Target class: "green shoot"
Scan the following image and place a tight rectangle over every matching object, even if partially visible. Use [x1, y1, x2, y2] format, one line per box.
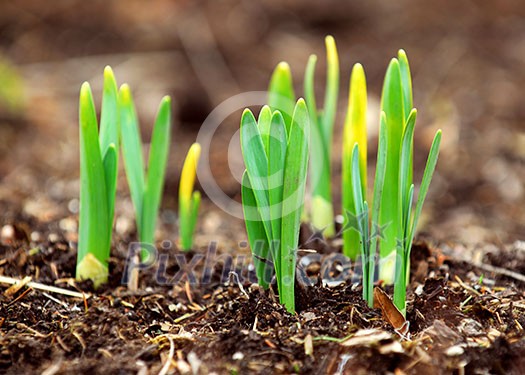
[378, 50, 414, 284]
[304, 35, 339, 237]
[179, 143, 201, 251]
[76, 66, 118, 288]
[343, 50, 442, 314]
[119, 85, 172, 259]
[342, 63, 367, 260]
[241, 100, 310, 313]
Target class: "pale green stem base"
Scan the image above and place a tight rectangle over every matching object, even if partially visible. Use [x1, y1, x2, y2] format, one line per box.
[76, 253, 108, 289]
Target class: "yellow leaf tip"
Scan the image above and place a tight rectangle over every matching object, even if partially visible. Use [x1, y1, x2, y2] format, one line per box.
[104, 65, 114, 77]
[276, 61, 291, 73]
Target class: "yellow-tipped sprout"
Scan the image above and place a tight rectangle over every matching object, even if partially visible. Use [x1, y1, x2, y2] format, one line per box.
[179, 143, 201, 251]
[304, 35, 339, 237]
[342, 63, 368, 260]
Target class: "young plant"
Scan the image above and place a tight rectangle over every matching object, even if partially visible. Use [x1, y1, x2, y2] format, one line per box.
[119, 85, 171, 259]
[378, 50, 415, 284]
[179, 143, 201, 251]
[76, 66, 118, 287]
[345, 51, 442, 314]
[342, 63, 368, 260]
[241, 99, 310, 313]
[304, 35, 339, 237]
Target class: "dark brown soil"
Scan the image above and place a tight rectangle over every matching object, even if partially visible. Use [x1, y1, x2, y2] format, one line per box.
[1, 0, 525, 374]
[1, 230, 524, 374]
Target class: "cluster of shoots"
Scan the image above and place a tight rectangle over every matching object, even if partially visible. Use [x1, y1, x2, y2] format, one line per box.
[241, 101, 309, 313]
[76, 67, 201, 287]
[242, 38, 442, 315]
[343, 51, 442, 314]
[76, 40, 440, 317]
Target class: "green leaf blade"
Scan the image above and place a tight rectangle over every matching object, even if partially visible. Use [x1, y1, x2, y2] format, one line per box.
[142, 96, 172, 248]
[240, 109, 273, 247]
[280, 99, 310, 313]
[242, 171, 273, 289]
[268, 111, 287, 277]
[119, 84, 146, 235]
[379, 58, 405, 283]
[99, 66, 119, 155]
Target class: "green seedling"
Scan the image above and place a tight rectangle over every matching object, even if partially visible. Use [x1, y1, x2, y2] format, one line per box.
[76, 66, 118, 288]
[179, 143, 201, 251]
[241, 100, 310, 313]
[120, 85, 171, 259]
[345, 51, 442, 314]
[378, 50, 415, 283]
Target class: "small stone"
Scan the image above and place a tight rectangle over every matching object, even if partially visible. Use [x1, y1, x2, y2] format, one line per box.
[48, 233, 59, 243]
[68, 199, 79, 214]
[445, 345, 464, 356]
[115, 216, 134, 235]
[59, 218, 77, 232]
[302, 312, 316, 321]
[232, 352, 244, 360]
[31, 231, 42, 242]
[1, 225, 15, 242]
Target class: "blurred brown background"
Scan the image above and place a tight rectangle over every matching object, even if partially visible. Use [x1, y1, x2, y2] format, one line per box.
[0, 0, 524, 246]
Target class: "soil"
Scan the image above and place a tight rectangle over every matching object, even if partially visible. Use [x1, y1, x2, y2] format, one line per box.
[1, 1, 525, 374]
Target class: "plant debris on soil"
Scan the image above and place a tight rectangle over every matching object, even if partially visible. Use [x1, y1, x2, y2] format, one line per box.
[1, 227, 524, 374]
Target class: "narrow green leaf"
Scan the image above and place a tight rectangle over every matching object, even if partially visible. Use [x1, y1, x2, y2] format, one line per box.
[379, 58, 405, 283]
[350, 144, 372, 304]
[242, 171, 272, 289]
[368, 112, 388, 305]
[119, 84, 145, 234]
[399, 109, 417, 229]
[99, 66, 119, 155]
[99, 67, 118, 252]
[268, 111, 287, 279]
[268, 62, 296, 132]
[280, 99, 310, 313]
[258, 105, 273, 155]
[304, 54, 318, 131]
[142, 96, 172, 249]
[102, 143, 117, 238]
[320, 35, 339, 145]
[240, 109, 273, 245]
[407, 130, 442, 253]
[304, 37, 339, 238]
[398, 50, 414, 187]
[397, 50, 413, 122]
[189, 191, 201, 242]
[77, 82, 109, 285]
